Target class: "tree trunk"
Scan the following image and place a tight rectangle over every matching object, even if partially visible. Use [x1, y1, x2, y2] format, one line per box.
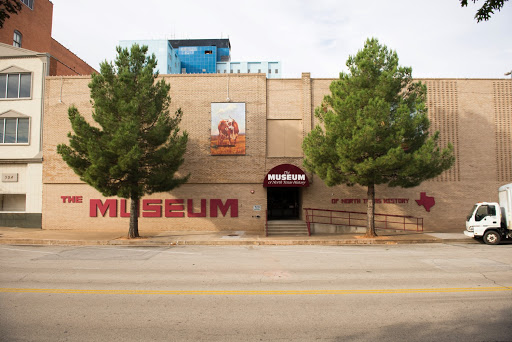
[366, 184, 377, 238]
[128, 196, 139, 238]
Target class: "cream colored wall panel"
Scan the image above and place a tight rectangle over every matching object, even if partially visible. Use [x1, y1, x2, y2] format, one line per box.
[267, 79, 302, 119]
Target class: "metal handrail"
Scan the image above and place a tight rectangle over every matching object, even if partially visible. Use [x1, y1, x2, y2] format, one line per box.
[265, 210, 268, 237]
[304, 208, 423, 232]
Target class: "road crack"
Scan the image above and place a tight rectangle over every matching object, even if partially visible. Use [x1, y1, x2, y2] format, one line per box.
[480, 272, 512, 289]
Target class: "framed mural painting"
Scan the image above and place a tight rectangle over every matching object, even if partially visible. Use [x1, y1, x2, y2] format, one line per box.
[210, 102, 246, 155]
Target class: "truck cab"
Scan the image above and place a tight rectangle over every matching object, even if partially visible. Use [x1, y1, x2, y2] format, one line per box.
[465, 184, 512, 245]
[465, 202, 501, 243]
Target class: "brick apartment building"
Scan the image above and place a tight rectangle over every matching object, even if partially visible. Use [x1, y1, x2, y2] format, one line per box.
[0, 0, 96, 76]
[42, 73, 512, 233]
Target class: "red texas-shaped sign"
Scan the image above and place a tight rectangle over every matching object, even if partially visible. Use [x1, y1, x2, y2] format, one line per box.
[415, 192, 435, 212]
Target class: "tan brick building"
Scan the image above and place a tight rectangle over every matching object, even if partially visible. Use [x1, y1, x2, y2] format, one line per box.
[42, 73, 512, 233]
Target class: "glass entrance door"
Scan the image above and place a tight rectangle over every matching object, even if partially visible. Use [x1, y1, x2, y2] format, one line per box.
[267, 187, 300, 220]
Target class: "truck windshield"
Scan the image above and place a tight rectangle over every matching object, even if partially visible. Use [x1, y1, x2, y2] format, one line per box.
[467, 205, 477, 221]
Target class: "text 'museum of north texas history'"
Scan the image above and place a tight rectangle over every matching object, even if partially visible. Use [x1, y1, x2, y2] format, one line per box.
[42, 73, 512, 232]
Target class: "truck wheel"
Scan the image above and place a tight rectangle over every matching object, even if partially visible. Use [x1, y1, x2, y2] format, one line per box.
[483, 230, 501, 245]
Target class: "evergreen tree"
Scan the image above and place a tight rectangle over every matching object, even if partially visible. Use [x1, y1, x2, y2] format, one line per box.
[0, 0, 22, 29]
[58, 44, 189, 238]
[302, 38, 454, 237]
[460, 0, 508, 22]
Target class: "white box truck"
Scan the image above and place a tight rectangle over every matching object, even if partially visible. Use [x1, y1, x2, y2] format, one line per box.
[464, 183, 512, 244]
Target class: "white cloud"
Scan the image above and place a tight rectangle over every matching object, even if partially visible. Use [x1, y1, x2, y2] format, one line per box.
[50, 0, 511, 79]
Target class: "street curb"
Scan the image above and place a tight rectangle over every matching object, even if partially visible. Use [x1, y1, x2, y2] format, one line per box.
[0, 239, 112, 246]
[0, 236, 477, 246]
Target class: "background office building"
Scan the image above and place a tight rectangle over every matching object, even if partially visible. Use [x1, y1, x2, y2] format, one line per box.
[118, 40, 181, 75]
[119, 38, 281, 78]
[170, 38, 231, 74]
[216, 61, 281, 78]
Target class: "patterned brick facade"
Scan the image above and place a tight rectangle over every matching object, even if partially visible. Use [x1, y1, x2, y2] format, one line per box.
[43, 74, 512, 232]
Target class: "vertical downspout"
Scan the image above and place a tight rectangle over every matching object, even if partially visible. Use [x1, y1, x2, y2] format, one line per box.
[39, 56, 49, 155]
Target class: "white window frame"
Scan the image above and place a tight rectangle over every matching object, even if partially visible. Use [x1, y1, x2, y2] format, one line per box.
[0, 117, 31, 144]
[0, 73, 32, 99]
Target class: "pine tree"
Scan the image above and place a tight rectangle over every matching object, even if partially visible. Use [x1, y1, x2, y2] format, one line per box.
[302, 38, 454, 237]
[460, 0, 508, 22]
[58, 44, 189, 238]
[0, 0, 22, 29]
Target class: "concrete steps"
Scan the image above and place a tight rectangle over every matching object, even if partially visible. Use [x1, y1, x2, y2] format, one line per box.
[266, 220, 309, 236]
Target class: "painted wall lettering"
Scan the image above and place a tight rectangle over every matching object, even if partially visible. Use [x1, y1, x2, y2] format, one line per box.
[143, 199, 162, 218]
[88, 198, 238, 218]
[187, 199, 207, 217]
[331, 198, 410, 205]
[90, 199, 117, 217]
[210, 199, 238, 217]
[165, 199, 185, 218]
[119, 199, 132, 218]
[61, 196, 83, 203]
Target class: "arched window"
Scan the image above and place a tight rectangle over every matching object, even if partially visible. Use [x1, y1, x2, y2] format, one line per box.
[13, 31, 22, 48]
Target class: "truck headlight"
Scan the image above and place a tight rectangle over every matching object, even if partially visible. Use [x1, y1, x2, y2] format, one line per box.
[467, 226, 474, 232]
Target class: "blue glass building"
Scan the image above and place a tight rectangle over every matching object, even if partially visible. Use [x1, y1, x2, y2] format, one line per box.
[118, 39, 181, 74]
[169, 39, 230, 74]
[118, 38, 281, 77]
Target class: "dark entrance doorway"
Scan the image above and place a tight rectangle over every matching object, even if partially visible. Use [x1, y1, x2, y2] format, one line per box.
[267, 187, 300, 220]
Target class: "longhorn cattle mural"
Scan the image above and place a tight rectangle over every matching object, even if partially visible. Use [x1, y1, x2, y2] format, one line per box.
[217, 118, 239, 146]
[211, 103, 246, 155]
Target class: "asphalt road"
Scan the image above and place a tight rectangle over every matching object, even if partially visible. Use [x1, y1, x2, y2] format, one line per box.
[1, 243, 511, 341]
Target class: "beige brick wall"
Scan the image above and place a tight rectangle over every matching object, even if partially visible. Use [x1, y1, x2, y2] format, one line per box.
[43, 183, 266, 232]
[304, 78, 510, 231]
[43, 74, 512, 232]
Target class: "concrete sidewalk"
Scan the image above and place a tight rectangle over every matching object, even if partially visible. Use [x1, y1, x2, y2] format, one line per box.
[0, 227, 475, 246]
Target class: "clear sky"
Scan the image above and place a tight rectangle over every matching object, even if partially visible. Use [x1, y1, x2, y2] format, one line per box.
[50, 0, 511, 79]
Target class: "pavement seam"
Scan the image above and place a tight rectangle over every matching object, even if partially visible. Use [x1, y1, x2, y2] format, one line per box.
[0, 237, 475, 247]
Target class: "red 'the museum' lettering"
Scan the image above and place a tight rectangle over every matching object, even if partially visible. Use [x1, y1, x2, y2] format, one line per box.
[89, 199, 238, 218]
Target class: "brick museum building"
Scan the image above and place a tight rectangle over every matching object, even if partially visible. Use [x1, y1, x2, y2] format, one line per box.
[42, 73, 511, 233]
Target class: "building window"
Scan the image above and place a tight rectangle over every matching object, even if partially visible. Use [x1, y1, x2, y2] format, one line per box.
[275, 69, 278, 74]
[0, 73, 31, 98]
[205, 50, 213, 55]
[0, 117, 30, 144]
[258, 69, 261, 73]
[248, 69, 251, 73]
[20, 0, 33, 10]
[13, 31, 22, 47]
[268, 69, 272, 74]
[0, 194, 26, 211]
[237, 69, 240, 73]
